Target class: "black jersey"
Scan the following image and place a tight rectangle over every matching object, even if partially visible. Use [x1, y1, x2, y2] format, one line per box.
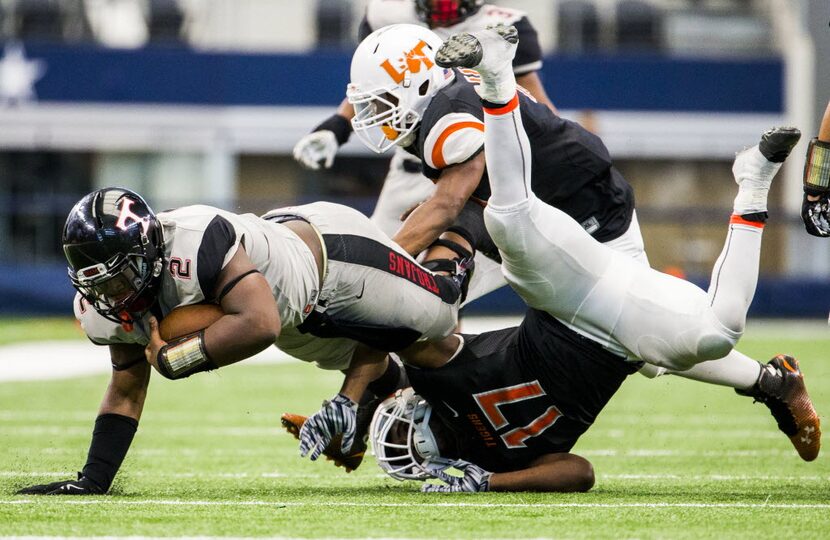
[405, 309, 640, 473]
[403, 74, 635, 242]
[359, 1, 543, 76]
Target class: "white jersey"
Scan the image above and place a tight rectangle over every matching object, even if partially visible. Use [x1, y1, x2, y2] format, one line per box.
[76, 202, 461, 370]
[362, 1, 543, 75]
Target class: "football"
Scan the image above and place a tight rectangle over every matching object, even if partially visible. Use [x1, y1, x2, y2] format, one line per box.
[159, 303, 224, 342]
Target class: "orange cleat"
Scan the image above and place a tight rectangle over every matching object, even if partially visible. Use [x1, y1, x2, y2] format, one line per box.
[737, 355, 821, 461]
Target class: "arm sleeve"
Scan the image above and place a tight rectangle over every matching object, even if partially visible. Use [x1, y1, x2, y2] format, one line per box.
[512, 16, 543, 75]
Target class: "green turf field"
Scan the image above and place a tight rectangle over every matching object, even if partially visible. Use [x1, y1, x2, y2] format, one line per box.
[1, 318, 828, 539]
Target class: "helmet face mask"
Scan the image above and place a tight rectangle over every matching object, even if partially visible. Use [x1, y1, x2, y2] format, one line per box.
[63, 188, 164, 324]
[415, 0, 484, 28]
[370, 387, 449, 481]
[348, 24, 454, 154]
[348, 87, 422, 153]
[69, 251, 162, 324]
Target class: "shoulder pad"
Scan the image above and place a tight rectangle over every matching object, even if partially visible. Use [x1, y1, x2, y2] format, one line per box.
[74, 293, 150, 346]
[423, 112, 484, 170]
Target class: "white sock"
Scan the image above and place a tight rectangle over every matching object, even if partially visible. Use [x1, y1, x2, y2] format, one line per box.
[482, 99, 532, 208]
[707, 221, 763, 336]
[732, 146, 782, 215]
[665, 349, 762, 389]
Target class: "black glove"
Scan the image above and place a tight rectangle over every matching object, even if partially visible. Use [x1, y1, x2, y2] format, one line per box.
[801, 192, 830, 237]
[16, 472, 104, 495]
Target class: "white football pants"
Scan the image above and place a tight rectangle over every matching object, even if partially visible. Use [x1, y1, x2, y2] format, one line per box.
[481, 99, 764, 372]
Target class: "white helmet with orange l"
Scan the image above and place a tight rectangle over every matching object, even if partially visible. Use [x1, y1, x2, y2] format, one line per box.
[348, 24, 454, 153]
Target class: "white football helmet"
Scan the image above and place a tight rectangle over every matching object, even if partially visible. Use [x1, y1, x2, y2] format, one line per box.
[370, 387, 448, 480]
[348, 24, 455, 153]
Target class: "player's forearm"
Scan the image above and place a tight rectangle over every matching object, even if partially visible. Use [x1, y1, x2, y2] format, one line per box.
[339, 347, 389, 402]
[393, 198, 463, 256]
[336, 97, 356, 122]
[819, 101, 830, 142]
[98, 362, 150, 420]
[83, 367, 149, 492]
[805, 101, 830, 202]
[203, 312, 279, 367]
[488, 454, 595, 492]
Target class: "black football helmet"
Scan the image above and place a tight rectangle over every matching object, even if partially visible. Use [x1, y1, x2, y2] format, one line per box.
[414, 0, 484, 27]
[62, 188, 165, 324]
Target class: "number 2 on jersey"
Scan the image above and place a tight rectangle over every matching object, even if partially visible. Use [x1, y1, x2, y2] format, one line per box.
[472, 380, 561, 448]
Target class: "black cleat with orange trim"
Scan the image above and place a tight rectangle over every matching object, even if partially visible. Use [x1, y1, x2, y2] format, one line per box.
[736, 355, 821, 461]
[280, 413, 366, 472]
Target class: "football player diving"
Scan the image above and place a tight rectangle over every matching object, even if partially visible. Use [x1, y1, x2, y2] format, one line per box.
[16, 195, 471, 495]
[293, 0, 554, 301]
[287, 23, 818, 468]
[363, 25, 821, 493]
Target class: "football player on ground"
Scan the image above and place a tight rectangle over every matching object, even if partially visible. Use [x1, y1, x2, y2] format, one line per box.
[15, 193, 468, 495]
[800, 99, 830, 236]
[285, 23, 807, 462]
[293, 0, 553, 300]
[363, 25, 820, 492]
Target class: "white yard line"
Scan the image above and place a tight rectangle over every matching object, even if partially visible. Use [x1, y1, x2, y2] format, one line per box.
[1, 471, 827, 481]
[2, 499, 829, 509]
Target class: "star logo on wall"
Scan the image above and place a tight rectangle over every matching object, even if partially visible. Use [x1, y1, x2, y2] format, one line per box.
[0, 42, 46, 107]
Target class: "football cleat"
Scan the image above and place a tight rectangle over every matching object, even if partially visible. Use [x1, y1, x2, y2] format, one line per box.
[281, 413, 365, 472]
[736, 355, 821, 461]
[435, 25, 518, 104]
[435, 24, 518, 71]
[732, 127, 800, 215]
[759, 126, 802, 163]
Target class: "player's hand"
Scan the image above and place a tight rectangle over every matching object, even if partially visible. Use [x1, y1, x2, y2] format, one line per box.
[16, 473, 104, 495]
[421, 459, 492, 493]
[298, 393, 358, 460]
[802, 192, 830, 237]
[144, 316, 168, 371]
[293, 130, 339, 170]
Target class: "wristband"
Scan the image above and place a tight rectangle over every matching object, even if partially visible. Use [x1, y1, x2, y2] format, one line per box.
[81, 413, 138, 492]
[313, 114, 352, 146]
[156, 330, 217, 380]
[804, 138, 830, 194]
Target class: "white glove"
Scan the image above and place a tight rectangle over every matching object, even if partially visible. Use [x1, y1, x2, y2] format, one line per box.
[298, 393, 358, 460]
[293, 130, 339, 170]
[421, 459, 493, 493]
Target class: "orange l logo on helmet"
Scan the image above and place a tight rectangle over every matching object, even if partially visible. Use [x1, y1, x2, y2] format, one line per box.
[380, 40, 434, 84]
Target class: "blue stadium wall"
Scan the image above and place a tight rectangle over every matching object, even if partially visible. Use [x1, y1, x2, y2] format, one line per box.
[3, 43, 811, 318]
